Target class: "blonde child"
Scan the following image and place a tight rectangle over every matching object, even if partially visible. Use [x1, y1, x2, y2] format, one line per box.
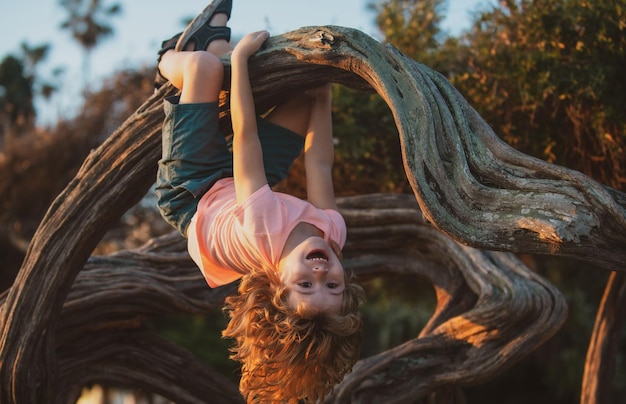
[155, 1, 364, 401]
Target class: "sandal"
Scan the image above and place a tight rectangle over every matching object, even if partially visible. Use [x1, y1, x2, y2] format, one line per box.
[157, 33, 182, 60]
[154, 0, 233, 91]
[175, 0, 232, 52]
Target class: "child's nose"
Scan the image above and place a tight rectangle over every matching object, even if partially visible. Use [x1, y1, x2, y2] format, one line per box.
[312, 265, 328, 273]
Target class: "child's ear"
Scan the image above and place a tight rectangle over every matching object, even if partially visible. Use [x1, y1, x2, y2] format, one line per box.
[330, 240, 343, 262]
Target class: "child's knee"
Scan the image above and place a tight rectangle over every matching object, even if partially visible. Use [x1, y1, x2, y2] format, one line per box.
[184, 51, 224, 81]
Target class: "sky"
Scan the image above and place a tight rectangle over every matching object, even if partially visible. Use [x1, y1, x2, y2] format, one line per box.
[1, 0, 489, 125]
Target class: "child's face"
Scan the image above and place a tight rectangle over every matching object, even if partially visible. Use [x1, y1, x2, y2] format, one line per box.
[279, 236, 345, 315]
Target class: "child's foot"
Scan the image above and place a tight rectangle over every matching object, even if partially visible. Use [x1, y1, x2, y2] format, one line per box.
[175, 0, 233, 53]
[154, 0, 233, 91]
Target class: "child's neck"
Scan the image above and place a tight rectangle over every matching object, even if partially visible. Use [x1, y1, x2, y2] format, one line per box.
[280, 222, 323, 261]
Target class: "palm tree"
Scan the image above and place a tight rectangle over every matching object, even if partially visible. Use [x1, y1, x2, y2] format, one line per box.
[59, 0, 122, 87]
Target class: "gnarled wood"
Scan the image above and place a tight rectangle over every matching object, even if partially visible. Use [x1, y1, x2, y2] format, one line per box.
[0, 194, 567, 403]
[580, 271, 626, 404]
[260, 27, 626, 269]
[330, 195, 568, 403]
[0, 26, 624, 402]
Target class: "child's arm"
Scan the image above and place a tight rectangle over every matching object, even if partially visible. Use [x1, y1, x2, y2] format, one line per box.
[231, 31, 270, 204]
[304, 84, 338, 211]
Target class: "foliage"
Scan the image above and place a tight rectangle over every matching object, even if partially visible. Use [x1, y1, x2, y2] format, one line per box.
[359, 275, 436, 356]
[150, 312, 240, 384]
[370, 0, 447, 64]
[447, 0, 626, 189]
[0, 68, 154, 291]
[332, 87, 411, 195]
[1, 0, 625, 401]
[0, 42, 63, 152]
[0, 56, 34, 143]
[59, 0, 122, 51]
[18, 42, 58, 101]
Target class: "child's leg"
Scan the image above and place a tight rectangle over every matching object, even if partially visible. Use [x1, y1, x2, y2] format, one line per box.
[263, 92, 315, 138]
[155, 25, 235, 236]
[155, 74, 232, 236]
[157, 5, 234, 102]
[155, 0, 232, 90]
[264, 85, 333, 137]
[158, 50, 225, 103]
[258, 87, 333, 186]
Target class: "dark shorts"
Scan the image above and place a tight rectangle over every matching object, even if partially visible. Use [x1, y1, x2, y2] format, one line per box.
[155, 96, 304, 236]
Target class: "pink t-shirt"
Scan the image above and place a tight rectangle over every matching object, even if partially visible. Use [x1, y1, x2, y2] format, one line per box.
[187, 178, 347, 288]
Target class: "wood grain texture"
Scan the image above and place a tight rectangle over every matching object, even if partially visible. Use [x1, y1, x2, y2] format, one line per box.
[0, 26, 623, 403]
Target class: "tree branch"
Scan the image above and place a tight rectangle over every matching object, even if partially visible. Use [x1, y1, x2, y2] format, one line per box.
[0, 26, 623, 402]
[580, 271, 626, 404]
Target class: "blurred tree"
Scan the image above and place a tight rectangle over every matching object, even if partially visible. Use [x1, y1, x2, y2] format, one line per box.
[448, 0, 626, 190]
[0, 42, 61, 147]
[59, 0, 122, 86]
[20, 42, 59, 103]
[331, 87, 410, 195]
[0, 67, 153, 291]
[0, 56, 33, 148]
[370, 0, 446, 64]
[0, 42, 64, 139]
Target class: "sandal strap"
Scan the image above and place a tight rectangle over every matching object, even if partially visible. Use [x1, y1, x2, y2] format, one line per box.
[157, 33, 182, 60]
[183, 25, 231, 52]
[213, 0, 232, 20]
[175, 0, 232, 51]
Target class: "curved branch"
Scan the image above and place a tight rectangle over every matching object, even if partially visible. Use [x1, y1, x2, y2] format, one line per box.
[56, 327, 243, 404]
[263, 27, 626, 269]
[0, 232, 240, 404]
[0, 26, 621, 402]
[0, 90, 172, 402]
[328, 195, 567, 403]
[3, 195, 566, 403]
[57, 234, 238, 346]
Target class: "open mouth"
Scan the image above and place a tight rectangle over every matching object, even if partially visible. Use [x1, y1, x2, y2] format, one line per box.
[306, 250, 328, 261]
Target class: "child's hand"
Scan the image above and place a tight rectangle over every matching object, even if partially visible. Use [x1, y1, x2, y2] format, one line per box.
[232, 30, 270, 61]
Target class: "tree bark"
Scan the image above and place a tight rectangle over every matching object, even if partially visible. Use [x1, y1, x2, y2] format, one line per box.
[580, 271, 626, 404]
[0, 194, 568, 403]
[0, 26, 624, 402]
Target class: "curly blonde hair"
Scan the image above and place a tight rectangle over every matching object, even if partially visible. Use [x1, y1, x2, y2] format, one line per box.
[222, 265, 364, 403]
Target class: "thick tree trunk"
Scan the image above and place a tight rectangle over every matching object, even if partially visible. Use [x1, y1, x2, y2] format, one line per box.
[0, 195, 568, 403]
[0, 26, 624, 402]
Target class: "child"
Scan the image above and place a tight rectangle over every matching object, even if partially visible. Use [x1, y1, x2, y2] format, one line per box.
[154, 0, 364, 402]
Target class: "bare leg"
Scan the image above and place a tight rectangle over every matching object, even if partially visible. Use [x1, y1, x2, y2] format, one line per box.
[265, 85, 333, 137]
[159, 51, 224, 103]
[157, 11, 233, 103]
[264, 93, 314, 137]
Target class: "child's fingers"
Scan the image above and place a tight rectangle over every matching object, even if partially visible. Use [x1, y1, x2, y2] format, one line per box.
[235, 30, 270, 57]
[251, 30, 270, 41]
[247, 30, 270, 49]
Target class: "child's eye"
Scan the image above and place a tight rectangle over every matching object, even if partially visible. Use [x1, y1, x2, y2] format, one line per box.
[298, 282, 312, 288]
[326, 283, 338, 289]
